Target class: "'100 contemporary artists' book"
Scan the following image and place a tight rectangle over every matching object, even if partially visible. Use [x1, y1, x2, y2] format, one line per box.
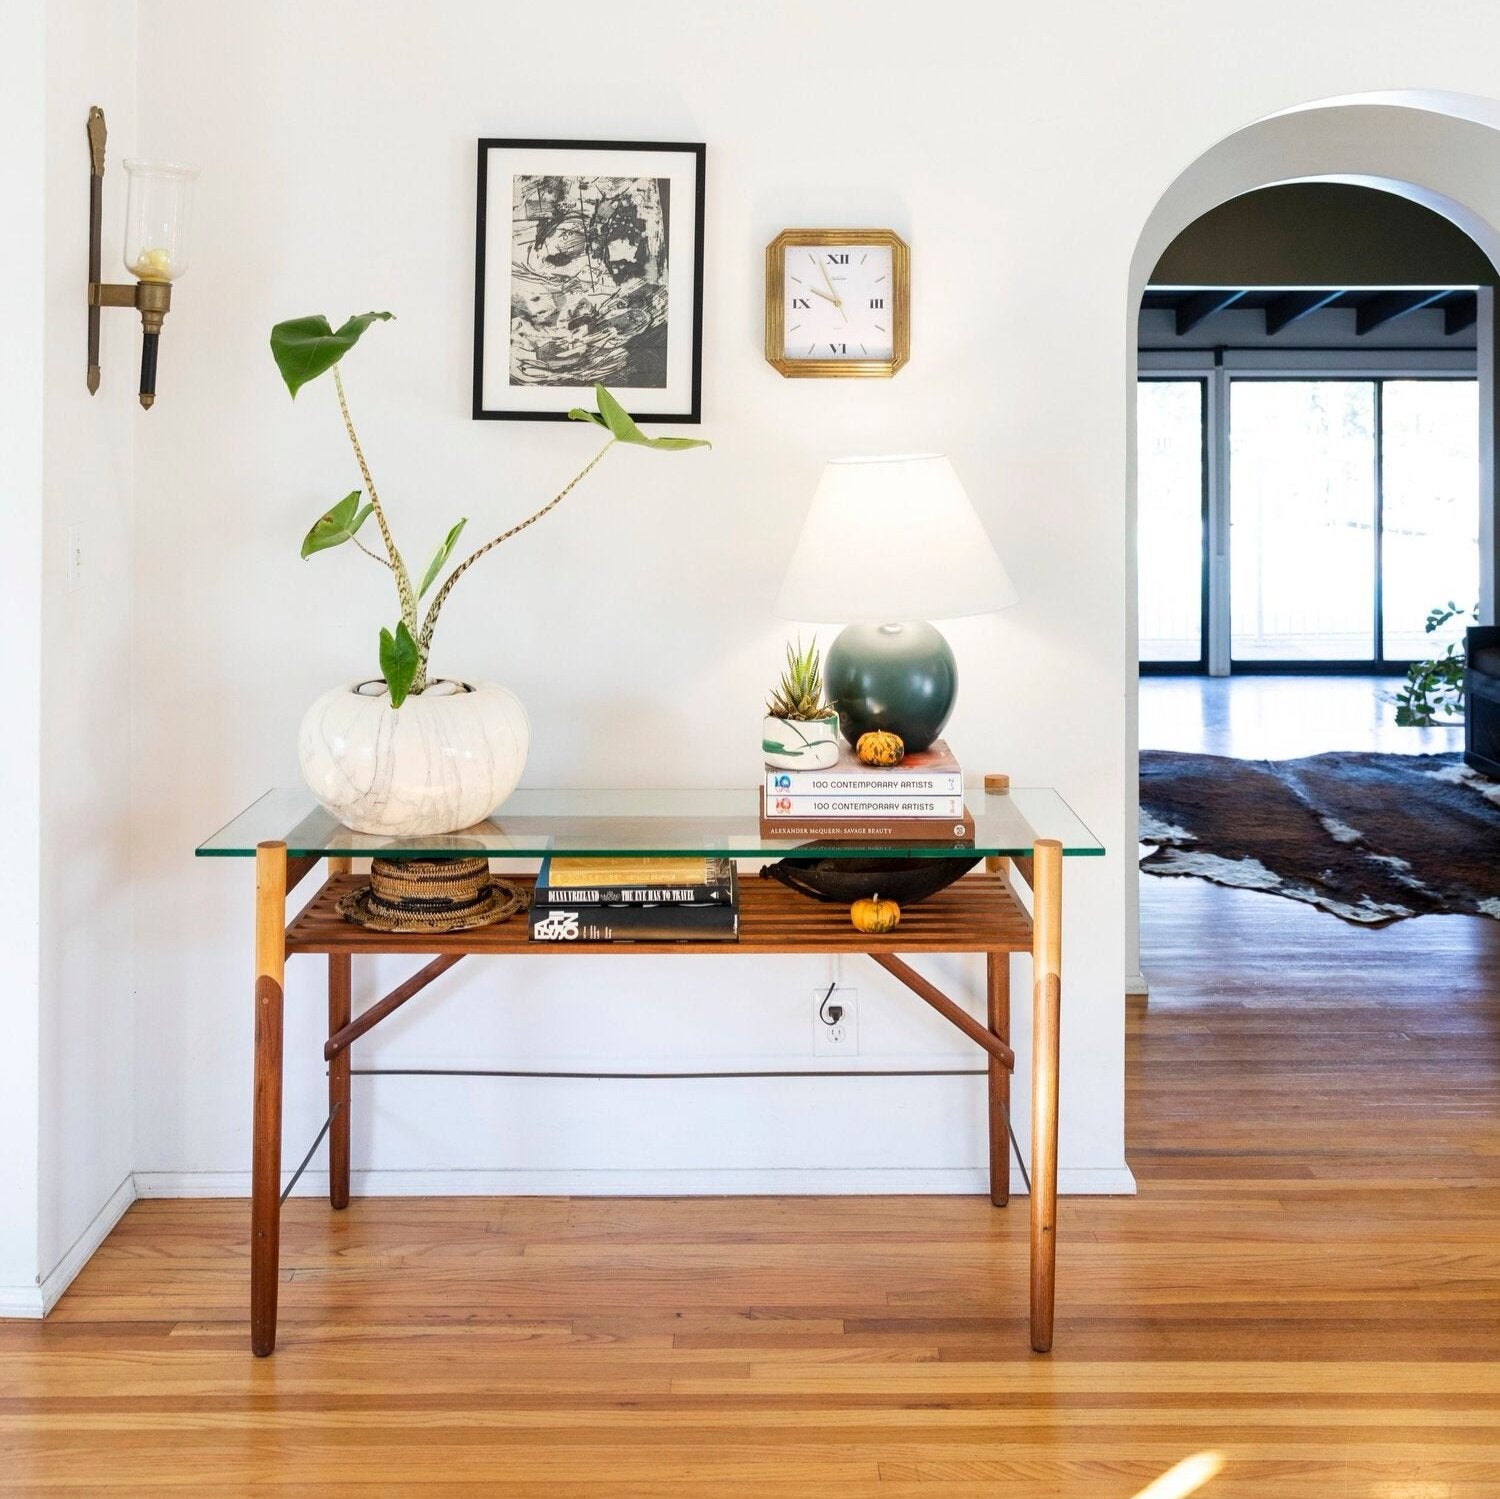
[758, 789, 975, 842]
[764, 739, 964, 799]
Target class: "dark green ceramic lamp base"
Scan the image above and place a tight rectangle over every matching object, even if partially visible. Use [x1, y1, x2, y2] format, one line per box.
[825, 621, 957, 753]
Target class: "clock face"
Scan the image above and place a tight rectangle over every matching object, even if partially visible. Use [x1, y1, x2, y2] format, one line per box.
[782, 242, 896, 361]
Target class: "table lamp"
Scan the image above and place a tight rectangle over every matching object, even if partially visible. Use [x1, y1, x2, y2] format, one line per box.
[774, 454, 1018, 752]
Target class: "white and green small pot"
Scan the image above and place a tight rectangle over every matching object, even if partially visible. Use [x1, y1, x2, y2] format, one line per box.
[762, 712, 840, 770]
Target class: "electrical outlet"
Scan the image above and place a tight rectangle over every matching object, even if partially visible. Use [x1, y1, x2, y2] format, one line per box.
[66, 524, 84, 593]
[813, 986, 858, 1057]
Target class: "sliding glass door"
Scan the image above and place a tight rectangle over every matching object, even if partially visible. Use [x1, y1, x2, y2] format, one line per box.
[1138, 372, 1478, 671]
[1229, 381, 1376, 662]
[1380, 380, 1480, 659]
[1137, 379, 1206, 667]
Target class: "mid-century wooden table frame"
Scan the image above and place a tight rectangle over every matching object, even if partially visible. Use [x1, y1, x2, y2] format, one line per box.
[200, 785, 1101, 1359]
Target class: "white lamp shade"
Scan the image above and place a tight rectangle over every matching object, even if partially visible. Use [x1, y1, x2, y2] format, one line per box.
[774, 454, 1019, 623]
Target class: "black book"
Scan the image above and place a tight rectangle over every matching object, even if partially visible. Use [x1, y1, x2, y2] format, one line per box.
[528, 898, 739, 943]
[532, 855, 737, 908]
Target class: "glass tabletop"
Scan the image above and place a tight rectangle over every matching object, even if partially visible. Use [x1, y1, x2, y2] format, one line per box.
[196, 787, 1104, 861]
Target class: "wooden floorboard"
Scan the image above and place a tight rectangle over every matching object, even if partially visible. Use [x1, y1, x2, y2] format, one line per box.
[2, 876, 1499, 1494]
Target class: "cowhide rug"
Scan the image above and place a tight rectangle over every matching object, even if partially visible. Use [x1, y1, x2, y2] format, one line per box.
[1139, 750, 1500, 925]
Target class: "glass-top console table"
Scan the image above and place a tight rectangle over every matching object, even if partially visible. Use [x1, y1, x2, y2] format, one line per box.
[199, 785, 1103, 860]
[197, 785, 1103, 1359]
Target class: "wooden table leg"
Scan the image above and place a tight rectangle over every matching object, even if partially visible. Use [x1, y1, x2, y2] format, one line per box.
[1029, 838, 1062, 1354]
[328, 954, 351, 1209]
[251, 841, 287, 1357]
[326, 856, 352, 1211]
[986, 951, 1011, 1208]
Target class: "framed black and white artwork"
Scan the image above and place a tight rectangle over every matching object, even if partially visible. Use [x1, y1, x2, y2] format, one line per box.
[473, 139, 705, 422]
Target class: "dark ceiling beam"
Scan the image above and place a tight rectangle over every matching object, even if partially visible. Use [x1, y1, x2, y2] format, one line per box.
[1354, 289, 1449, 335]
[1444, 293, 1478, 336]
[1263, 289, 1344, 336]
[1173, 289, 1247, 335]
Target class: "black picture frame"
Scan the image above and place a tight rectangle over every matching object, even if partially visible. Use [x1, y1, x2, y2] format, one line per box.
[472, 138, 706, 423]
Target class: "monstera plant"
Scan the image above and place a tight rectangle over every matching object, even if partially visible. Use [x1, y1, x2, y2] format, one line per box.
[271, 310, 708, 837]
[271, 310, 707, 708]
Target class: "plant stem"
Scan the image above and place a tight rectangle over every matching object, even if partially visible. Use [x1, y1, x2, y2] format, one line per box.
[332, 362, 417, 640]
[352, 535, 391, 568]
[415, 439, 616, 664]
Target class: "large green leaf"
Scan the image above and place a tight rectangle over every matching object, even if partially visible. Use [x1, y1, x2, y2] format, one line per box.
[300, 491, 374, 558]
[567, 385, 710, 450]
[379, 620, 420, 708]
[417, 518, 468, 598]
[271, 310, 394, 398]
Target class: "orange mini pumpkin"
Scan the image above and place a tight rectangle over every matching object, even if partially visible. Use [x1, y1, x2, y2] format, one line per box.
[850, 894, 901, 934]
[856, 730, 905, 767]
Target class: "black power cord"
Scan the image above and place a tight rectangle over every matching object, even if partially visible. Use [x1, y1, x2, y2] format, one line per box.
[818, 978, 844, 1028]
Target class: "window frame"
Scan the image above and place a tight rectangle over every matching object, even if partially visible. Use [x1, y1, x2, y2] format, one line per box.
[1137, 375, 1210, 675]
[1137, 346, 1477, 675]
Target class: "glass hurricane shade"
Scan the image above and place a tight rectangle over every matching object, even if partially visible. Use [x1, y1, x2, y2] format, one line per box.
[774, 454, 1019, 751]
[122, 159, 199, 282]
[773, 454, 1018, 624]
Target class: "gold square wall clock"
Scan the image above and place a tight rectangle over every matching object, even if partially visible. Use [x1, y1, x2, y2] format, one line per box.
[764, 228, 910, 378]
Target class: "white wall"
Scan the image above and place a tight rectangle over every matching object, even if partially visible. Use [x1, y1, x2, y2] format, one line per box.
[94, 5, 1500, 1210]
[0, 3, 48, 1310]
[37, 0, 140, 1299]
[0, 0, 139, 1314]
[128, 0, 1137, 1199]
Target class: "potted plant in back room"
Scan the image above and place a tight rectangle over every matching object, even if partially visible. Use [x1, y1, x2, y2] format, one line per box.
[1394, 601, 1473, 727]
[762, 637, 840, 770]
[272, 310, 708, 837]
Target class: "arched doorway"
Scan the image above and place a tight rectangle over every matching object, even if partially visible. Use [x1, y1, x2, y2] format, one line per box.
[1126, 92, 1500, 988]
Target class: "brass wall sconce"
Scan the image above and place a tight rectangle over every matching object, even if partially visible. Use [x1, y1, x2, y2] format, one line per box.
[86, 106, 199, 409]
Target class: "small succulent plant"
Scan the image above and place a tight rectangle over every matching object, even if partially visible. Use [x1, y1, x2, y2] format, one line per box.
[766, 637, 834, 721]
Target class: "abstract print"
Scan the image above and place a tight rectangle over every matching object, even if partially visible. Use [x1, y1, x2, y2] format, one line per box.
[510, 174, 670, 388]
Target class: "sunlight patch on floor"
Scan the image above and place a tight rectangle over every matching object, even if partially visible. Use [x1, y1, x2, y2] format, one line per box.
[1129, 1452, 1225, 1499]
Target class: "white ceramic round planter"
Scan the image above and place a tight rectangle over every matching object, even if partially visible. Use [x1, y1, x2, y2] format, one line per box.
[299, 679, 530, 836]
[762, 712, 840, 770]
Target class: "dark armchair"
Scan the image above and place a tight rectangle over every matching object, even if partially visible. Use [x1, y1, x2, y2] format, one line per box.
[1465, 625, 1500, 778]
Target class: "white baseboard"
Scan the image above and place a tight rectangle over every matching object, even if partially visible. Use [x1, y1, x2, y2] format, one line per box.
[0, 1164, 1137, 1318]
[134, 1164, 1137, 1199]
[0, 1163, 1139, 1320]
[0, 1174, 137, 1320]
[40, 1174, 137, 1315]
[1125, 971, 1150, 997]
[0, 1285, 45, 1317]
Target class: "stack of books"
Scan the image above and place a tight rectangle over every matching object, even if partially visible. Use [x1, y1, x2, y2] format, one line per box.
[528, 855, 739, 942]
[759, 738, 974, 841]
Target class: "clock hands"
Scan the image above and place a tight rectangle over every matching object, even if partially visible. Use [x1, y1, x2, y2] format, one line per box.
[810, 253, 849, 323]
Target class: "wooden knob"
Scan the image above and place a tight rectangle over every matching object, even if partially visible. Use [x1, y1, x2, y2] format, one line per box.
[984, 773, 1010, 793]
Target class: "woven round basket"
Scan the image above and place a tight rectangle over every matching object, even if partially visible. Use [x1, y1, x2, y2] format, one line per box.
[336, 856, 524, 933]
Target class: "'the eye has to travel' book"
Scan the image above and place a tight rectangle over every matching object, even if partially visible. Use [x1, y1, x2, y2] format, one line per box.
[533, 855, 736, 907]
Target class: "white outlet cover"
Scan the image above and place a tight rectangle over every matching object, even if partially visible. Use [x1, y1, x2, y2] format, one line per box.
[813, 987, 859, 1058]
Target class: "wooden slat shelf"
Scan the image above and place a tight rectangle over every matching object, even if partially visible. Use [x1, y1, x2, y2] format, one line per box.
[285, 871, 1032, 958]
